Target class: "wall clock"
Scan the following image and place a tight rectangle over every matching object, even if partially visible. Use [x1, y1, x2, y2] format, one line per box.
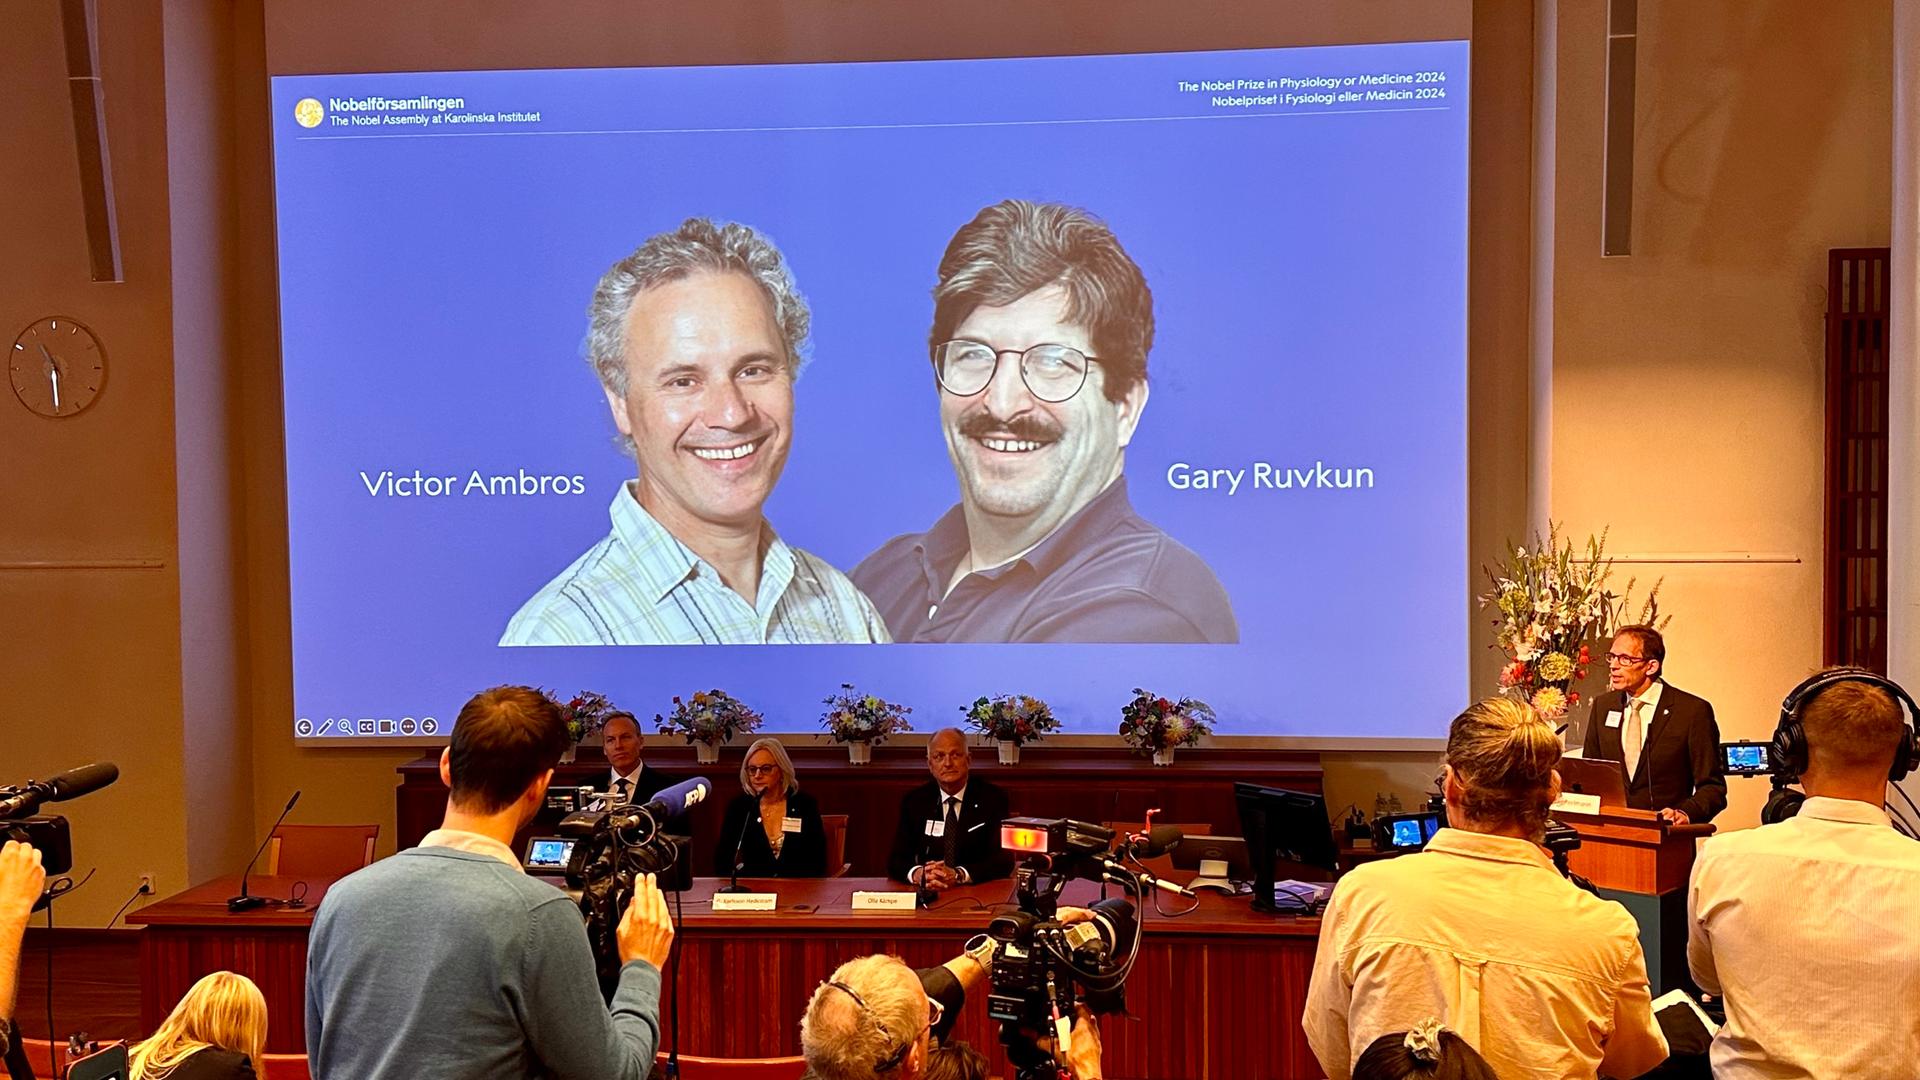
[10, 316, 107, 418]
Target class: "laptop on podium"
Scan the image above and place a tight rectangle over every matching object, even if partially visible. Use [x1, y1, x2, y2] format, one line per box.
[1558, 756, 1631, 806]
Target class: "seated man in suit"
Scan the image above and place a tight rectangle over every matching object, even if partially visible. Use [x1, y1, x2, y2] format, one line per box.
[598, 711, 691, 836]
[1581, 625, 1726, 824]
[887, 728, 1013, 889]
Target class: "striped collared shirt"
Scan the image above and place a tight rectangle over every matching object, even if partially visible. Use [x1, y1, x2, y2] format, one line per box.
[500, 483, 890, 645]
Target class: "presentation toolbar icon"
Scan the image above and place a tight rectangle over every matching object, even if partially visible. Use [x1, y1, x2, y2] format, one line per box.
[400, 717, 417, 735]
[358, 719, 376, 735]
[378, 718, 396, 735]
[422, 717, 439, 735]
[295, 718, 313, 736]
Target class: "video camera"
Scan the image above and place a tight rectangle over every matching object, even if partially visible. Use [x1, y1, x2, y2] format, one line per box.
[555, 777, 708, 985]
[0, 763, 119, 882]
[986, 818, 1163, 1080]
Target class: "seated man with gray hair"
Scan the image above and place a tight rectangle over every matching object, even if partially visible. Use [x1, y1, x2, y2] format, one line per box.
[503, 217, 889, 645]
[801, 948, 1104, 1080]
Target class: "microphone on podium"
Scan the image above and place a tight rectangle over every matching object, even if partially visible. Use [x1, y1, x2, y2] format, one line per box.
[229, 790, 301, 913]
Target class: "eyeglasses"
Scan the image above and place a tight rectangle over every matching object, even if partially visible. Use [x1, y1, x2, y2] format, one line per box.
[824, 979, 940, 1072]
[932, 340, 1099, 403]
[1604, 653, 1652, 666]
[745, 763, 782, 776]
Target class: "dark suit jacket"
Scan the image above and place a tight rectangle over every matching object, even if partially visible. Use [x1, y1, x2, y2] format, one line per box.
[609, 763, 690, 834]
[887, 778, 1013, 884]
[1582, 681, 1727, 822]
[714, 789, 828, 877]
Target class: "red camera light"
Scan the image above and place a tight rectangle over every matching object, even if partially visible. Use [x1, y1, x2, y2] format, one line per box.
[1000, 817, 1065, 855]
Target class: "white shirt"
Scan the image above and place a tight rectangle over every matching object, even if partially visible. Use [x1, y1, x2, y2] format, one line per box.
[1622, 679, 1665, 777]
[607, 768, 641, 802]
[910, 784, 972, 885]
[418, 828, 521, 869]
[1688, 796, 1920, 1079]
[1304, 828, 1667, 1080]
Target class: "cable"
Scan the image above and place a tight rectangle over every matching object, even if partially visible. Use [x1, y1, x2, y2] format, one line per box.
[1889, 781, 1920, 829]
[106, 882, 146, 930]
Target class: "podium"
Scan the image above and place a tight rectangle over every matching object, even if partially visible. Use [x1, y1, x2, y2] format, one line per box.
[1551, 805, 1714, 993]
[1550, 804, 1714, 894]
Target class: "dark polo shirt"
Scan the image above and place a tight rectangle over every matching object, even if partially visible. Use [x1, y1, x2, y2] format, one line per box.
[849, 479, 1238, 643]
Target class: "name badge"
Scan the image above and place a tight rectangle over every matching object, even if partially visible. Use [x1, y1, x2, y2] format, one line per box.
[1604, 710, 1623, 729]
[712, 892, 778, 912]
[782, 816, 803, 834]
[925, 819, 946, 838]
[852, 890, 918, 912]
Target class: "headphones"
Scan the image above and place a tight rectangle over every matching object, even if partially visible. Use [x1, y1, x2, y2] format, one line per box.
[1770, 667, 1920, 784]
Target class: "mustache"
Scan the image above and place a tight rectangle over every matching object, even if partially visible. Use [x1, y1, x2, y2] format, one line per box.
[956, 410, 1061, 443]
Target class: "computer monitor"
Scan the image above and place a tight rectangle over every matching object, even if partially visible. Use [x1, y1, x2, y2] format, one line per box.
[1168, 834, 1252, 881]
[1235, 782, 1338, 912]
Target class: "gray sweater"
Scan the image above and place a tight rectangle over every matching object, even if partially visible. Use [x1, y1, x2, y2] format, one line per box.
[304, 846, 661, 1079]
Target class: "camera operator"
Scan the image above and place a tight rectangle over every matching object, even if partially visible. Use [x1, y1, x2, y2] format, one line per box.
[1304, 697, 1668, 1080]
[305, 686, 674, 1079]
[0, 840, 47, 1061]
[802, 924, 1105, 1080]
[1687, 671, 1920, 1078]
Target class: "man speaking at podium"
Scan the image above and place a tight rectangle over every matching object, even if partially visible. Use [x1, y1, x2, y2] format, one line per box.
[1581, 625, 1726, 824]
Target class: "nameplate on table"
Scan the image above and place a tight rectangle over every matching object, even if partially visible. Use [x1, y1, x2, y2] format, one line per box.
[1549, 792, 1602, 815]
[712, 892, 778, 912]
[852, 890, 918, 912]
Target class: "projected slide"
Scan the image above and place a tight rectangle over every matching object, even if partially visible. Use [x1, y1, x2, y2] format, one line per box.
[270, 40, 1469, 737]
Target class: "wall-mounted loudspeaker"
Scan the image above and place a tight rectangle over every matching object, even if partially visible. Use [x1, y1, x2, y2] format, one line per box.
[1601, 0, 1637, 257]
[61, 0, 122, 283]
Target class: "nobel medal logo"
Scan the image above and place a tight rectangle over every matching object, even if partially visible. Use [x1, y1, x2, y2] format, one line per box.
[294, 98, 325, 128]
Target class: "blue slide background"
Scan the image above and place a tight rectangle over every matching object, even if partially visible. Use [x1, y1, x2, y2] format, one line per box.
[269, 41, 1469, 739]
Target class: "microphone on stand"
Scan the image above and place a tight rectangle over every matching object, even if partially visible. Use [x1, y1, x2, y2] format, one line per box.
[717, 782, 757, 895]
[229, 790, 301, 913]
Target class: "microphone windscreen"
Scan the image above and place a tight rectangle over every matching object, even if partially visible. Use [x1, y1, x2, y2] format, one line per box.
[649, 776, 711, 814]
[47, 762, 119, 801]
[1138, 825, 1185, 857]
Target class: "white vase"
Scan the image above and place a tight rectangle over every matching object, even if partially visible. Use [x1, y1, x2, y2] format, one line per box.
[695, 741, 720, 765]
[997, 740, 1021, 765]
[1152, 748, 1175, 767]
[848, 741, 872, 765]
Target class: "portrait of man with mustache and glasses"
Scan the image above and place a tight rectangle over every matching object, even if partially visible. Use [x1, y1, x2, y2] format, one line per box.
[502, 218, 890, 646]
[851, 200, 1237, 643]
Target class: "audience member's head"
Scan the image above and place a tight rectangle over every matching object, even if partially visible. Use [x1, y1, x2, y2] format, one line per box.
[1801, 672, 1907, 785]
[920, 1040, 988, 1080]
[129, 971, 268, 1080]
[441, 685, 571, 819]
[1353, 1019, 1500, 1080]
[1443, 697, 1561, 842]
[801, 954, 933, 1080]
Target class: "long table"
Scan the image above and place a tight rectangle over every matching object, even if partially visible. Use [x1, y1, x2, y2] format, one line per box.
[128, 872, 1323, 1077]
[396, 746, 1325, 876]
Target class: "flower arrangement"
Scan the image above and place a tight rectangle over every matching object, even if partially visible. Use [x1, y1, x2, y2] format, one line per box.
[545, 689, 615, 744]
[1479, 523, 1664, 720]
[962, 694, 1060, 746]
[655, 689, 764, 748]
[1118, 688, 1216, 755]
[820, 683, 913, 744]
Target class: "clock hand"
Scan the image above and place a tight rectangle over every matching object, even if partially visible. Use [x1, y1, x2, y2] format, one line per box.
[50, 363, 61, 411]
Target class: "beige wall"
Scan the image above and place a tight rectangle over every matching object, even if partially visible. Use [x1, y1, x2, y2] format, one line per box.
[1548, 0, 1892, 829]
[0, 0, 192, 923]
